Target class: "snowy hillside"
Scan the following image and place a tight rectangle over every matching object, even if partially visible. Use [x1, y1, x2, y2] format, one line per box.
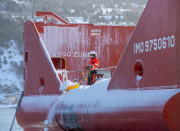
[0, 0, 148, 98]
[0, 40, 23, 94]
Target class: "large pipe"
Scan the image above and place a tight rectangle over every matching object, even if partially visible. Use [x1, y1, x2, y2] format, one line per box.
[16, 88, 180, 130]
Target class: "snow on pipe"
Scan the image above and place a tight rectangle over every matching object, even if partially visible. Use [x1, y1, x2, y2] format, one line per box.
[16, 79, 180, 130]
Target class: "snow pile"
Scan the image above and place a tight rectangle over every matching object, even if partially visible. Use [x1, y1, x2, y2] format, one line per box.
[45, 78, 180, 125]
[60, 80, 76, 91]
[46, 78, 110, 124]
[59, 78, 108, 92]
[0, 104, 17, 109]
[0, 40, 23, 93]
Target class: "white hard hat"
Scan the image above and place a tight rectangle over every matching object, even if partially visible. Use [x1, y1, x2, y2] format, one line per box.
[89, 51, 96, 55]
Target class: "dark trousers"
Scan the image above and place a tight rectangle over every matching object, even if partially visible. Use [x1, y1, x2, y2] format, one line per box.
[87, 70, 97, 85]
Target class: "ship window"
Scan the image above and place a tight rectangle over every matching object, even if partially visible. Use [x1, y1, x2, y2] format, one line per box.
[51, 58, 66, 70]
[134, 60, 144, 88]
[134, 60, 143, 76]
[40, 77, 45, 87]
[25, 52, 28, 62]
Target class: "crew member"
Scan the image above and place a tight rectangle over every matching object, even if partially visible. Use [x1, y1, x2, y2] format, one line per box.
[86, 51, 99, 85]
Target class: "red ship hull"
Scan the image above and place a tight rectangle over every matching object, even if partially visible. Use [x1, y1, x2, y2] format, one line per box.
[16, 0, 180, 130]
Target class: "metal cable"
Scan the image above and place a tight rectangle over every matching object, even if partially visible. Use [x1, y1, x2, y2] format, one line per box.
[9, 91, 24, 131]
[68, 66, 118, 73]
